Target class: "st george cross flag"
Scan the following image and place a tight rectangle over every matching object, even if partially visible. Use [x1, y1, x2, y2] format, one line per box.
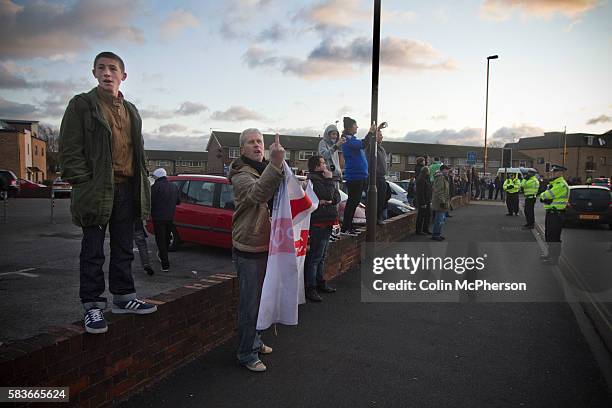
[256, 161, 318, 330]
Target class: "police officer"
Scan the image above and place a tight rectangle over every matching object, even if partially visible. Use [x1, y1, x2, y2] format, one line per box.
[503, 174, 520, 216]
[521, 169, 540, 229]
[539, 165, 569, 264]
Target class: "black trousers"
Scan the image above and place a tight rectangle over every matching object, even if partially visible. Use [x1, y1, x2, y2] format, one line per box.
[80, 183, 135, 308]
[416, 203, 431, 233]
[376, 178, 387, 222]
[343, 179, 366, 231]
[524, 197, 536, 226]
[494, 188, 502, 200]
[154, 220, 173, 269]
[545, 211, 563, 261]
[506, 192, 519, 214]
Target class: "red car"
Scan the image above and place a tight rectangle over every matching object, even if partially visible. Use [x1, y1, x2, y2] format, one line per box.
[146, 175, 234, 250]
[18, 178, 46, 190]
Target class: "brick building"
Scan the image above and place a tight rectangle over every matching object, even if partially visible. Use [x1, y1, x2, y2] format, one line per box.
[206, 130, 533, 178]
[506, 131, 612, 181]
[0, 119, 47, 182]
[145, 150, 208, 176]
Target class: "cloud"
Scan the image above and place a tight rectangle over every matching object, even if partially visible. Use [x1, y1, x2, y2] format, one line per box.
[336, 105, 355, 118]
[480, 0, 598, 21]
[211, 106, 265, 122]
[256, 23, 289, 42]
[490, 124, 545, 144]
[401, 127, 483, 145]
[260, 127, 320, 136]
[0, 61, 30, 88]
[160, 9, 200, 40]
[0, 96, 38, 118]
[143, 133, 210, 151]
[157, 123, 189, 134]
[0, 0, 144, 60]
[140, 101, 209, 119]
[294, 0, 368, 36]
[586, 114, 611, 125]
[219, 0, 276, 40]
[430, 114, 448, 121]
[245, 36, 456, 79]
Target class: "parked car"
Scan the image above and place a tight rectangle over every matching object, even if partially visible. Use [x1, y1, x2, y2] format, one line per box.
[387, 181, 415, 209]
[387, 198, 414, 217]
[52, 177, 72, 198]
[564, 185, 611, 229]
[337, 189, 366, 226]
[0, 169, 20, 198]
[591, 177, 611, 189]
[18, 178, 46, 190]
[146, 174, 234, 250]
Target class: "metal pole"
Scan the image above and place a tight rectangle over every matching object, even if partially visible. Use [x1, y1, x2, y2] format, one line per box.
[366, 0, 381, 244]
[484, 58, 490, 177]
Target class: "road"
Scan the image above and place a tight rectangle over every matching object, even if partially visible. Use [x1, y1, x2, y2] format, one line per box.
[119, 200, 611, 408]
[0, 198, 233, 343]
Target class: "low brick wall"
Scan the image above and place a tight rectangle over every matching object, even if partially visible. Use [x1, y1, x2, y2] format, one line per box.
[1, 195, 470, 407]
[0, 274, 238, 407]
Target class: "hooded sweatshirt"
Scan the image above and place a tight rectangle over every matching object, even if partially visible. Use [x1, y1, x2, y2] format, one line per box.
[318, 124, 343, 181]
[341, 131, 369, 181]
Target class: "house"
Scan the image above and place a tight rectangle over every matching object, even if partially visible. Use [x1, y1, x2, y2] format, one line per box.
[145, 150, 208, 176]
[0, 119, 47, 182]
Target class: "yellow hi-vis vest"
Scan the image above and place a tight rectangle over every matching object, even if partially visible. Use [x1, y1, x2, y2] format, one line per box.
[503, 177, 520, 194]
[539, 176, 569, 210]
[521, 176, 540, 197]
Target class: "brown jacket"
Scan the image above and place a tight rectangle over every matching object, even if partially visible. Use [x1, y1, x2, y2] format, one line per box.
[431, 171, 450, 212]
[228, 157, 283, 253]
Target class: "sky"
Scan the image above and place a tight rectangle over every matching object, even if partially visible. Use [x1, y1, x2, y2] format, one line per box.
[0, 0, 611, 151]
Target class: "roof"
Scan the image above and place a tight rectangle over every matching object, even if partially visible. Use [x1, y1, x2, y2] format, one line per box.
[207, 130, 534, 161]
[169, 174, 229, 183]
[0, 119, 40, 125]
[512, 132, 612, 150]
[145, 150, 208, 160]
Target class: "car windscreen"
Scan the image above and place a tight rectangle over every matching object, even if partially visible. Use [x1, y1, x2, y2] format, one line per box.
[570, 188, 610, 204]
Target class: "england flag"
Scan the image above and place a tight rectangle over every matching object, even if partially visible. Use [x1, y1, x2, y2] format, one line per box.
[256, 161, 318, 330]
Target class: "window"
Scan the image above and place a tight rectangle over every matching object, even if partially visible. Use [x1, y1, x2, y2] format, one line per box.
[454, 158, 467, 166]
[407, 155, 416, 164]
[537, 157, 544, 164]
[519, 160, 526, 167]
[284, 150, 291, 160]
[220, 183, 235, 210]
[391, 154, 400, 164]
[488, 160, 500, 168]
[388, 171, 400, 181]
[157, 160, 170, 166]
[183, 180, 215, 206]
[298, 151, 315, 161]
[41, 147, 44, 157]
[586, 136, 594, 146]
[229, 147, 239, 159]
[600, 157, 607, 166]
[35, 145, 38, 155]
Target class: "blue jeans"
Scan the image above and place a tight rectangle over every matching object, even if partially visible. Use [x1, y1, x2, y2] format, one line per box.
[233, 251, 267, 365]
[432, 211, 446, 237]
[304, 226, 332, 288]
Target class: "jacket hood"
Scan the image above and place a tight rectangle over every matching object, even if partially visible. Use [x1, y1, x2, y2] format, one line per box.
[323, 124, 339, 145]
[228, 157, 260, 180]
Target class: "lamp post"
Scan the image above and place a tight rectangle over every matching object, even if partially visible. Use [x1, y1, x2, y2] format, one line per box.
[483, 54, 498, 177]
[366, 0, 381, 244]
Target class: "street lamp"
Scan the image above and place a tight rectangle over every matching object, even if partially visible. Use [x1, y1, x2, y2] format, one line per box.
[483, 54, 498, 176]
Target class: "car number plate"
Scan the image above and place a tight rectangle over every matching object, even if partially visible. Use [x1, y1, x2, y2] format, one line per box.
[579, 214, 600, 220]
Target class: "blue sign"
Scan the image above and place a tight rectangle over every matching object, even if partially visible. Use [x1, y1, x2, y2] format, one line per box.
[467, 151, 476, 165]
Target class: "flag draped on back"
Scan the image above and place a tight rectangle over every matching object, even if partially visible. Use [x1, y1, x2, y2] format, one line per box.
[257, 162, 318, 330]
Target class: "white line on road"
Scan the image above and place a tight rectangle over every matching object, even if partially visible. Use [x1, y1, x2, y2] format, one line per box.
[0, 267, 39, 278]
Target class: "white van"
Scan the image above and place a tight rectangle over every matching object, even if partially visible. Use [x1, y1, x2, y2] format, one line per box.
[496, 167, 539, 180]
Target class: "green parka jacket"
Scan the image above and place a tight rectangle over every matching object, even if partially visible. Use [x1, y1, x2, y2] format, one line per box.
[58, 88, 151, 227]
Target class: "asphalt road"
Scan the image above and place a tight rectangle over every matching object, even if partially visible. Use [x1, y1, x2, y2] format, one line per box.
[119, 201, 611, 408]
[0, 198, 233, 343]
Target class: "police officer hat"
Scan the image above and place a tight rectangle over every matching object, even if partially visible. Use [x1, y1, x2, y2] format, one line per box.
[550, 164, 567, 172]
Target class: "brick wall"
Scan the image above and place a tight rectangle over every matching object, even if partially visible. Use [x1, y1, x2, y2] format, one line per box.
[0, 195, 470, 407]
[0, 131, 21, 177]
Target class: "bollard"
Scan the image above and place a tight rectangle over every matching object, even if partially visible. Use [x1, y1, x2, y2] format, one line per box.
[50, 188, 55, 224]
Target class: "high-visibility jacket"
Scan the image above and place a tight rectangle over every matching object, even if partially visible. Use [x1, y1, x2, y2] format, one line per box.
[521, 176, 540, 197]
[503, 177, 520, 194]
[539, 176, 569, 210]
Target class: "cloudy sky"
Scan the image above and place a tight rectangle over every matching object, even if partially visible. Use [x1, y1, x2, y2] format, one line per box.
[1, 0, 610, 151]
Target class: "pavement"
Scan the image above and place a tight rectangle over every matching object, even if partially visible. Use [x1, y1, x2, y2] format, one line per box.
[119, 200, 611, 408]
[0, 198, 233, 343]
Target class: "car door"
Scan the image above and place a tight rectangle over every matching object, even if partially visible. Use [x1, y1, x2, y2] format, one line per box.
[214, 182, 234, 248]
[176, 180, 218, 246]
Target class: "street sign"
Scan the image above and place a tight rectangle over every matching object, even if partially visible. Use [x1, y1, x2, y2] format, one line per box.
[467, 151, 476, 165]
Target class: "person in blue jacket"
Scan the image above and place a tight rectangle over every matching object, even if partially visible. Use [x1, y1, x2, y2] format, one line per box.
[341, 117, 375, 235]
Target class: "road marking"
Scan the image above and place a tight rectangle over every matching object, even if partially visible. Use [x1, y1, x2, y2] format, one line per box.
[0, 267, 39, 278]
[532, 227, 612, 390]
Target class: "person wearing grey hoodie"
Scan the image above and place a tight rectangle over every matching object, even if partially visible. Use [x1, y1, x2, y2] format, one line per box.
[318, 124, 344, 186]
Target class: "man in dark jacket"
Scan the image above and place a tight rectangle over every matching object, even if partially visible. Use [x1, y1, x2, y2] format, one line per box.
[367, 128, 388, 224]
[304, 155, 341, 302]
[59, 51, 155, 334]
[415, 166, 432, 234]
[151, 168, 180, 272]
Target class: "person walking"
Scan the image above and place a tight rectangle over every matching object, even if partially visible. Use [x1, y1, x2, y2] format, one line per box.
[304, 155, 340, 302]
[521, 169, 540, 229]
[134, 220, 154, 275]
[59, 51, 156, 334]
[415, 166, 432, 235]
[539, 165, 569, 264]
[431, 165, 451, 241]
[150, 168, 180, 273]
